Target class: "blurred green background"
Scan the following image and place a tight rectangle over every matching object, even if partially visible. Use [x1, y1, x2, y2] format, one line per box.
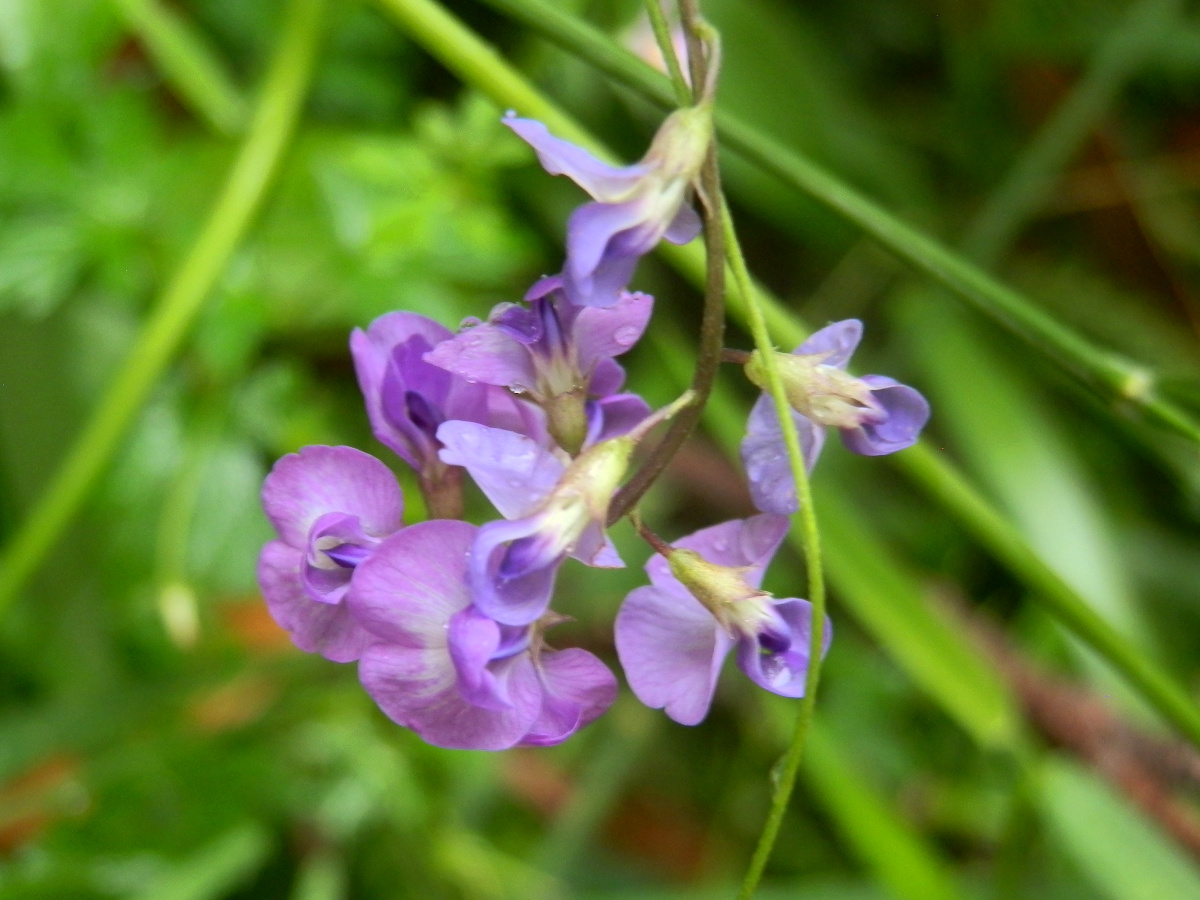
[2, 0, 1200, 897]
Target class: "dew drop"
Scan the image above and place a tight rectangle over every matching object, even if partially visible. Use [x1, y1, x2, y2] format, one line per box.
[614, 325, 639, 346]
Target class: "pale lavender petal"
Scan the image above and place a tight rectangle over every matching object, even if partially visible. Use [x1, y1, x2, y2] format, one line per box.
[645, 514, 789, 592]
[447, 606, 514, 711]
[257, 540, 373, 663]
[572, 291, 654, 373]
[436, 421, 566, 519]
[261, 445, 403, 549]
[470, 516, 562, 626]
[484, 392, 553, 448]
[519, 648, 617, 747]
[840, 377, 930, 456]
[741, 396, 825, 516]
[347, 520, 475, 649]
[359, 643, 541, 751]
[615, 584, 734, 726]
[424, 323, 537, 394]
[570, 523, 624, 569]
[664, 202, 702, 244]
[504, 116, 649, 201]
[588, 358, 626, 397]
[564, 201, 650, 308]
[797, 319, 863, 369]
[735, 599, 830, 698]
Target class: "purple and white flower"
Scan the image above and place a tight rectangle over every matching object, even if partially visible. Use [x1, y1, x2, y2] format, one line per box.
[437, 422, 629, 626]
[426, 275, 652, 452]
[504, 106, 710, 308]
[350, 311, 542, 517]
[615, 515, 830, 726]
[349, 520, 617, 750]
[742, 319, 929, 515]
[257, 445, 403, 662]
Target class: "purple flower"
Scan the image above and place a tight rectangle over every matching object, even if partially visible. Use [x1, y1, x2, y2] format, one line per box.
[742, 319, 930, 515]
[504, 106, 710, 308]
[350, 311, 542, 516]
[614, 515, 830, 726]
[349, 520, 617, 750]
[425, 275, 652, 452]
[257, 445, 404, 662]
[437, 422, 628, 626]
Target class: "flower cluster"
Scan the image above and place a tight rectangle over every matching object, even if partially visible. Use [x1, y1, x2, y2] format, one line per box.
[256, 102, 929, 748]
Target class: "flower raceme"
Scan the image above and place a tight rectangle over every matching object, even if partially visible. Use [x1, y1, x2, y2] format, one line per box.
[615, 515, 831, 726]
[504, 105, 711, 308]
[741, 319, 930, 516]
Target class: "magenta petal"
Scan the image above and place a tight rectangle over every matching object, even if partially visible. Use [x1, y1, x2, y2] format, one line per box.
[645, 514, 789, 593]
[572, 291, 654, 373]
[424, 322, 538, 394]
[797, 319, 863, 369]
[359, 643, 541, 751]
[664, 202, 702, 245]
[436, 421, 566, 519]
[261, 445, 403, 549]
[741, 396, 825, 516]
[504, 116, 648, 201]
[615, 584, 733, 726]
[519, 648, 617, 747]
[347, 520, 475, 648]
[735, 598, 830, 698]
[257, 541, 373, 663]
[841, 377, 930, 456]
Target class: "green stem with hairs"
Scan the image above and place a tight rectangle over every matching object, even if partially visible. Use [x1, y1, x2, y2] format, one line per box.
[0, 0, 326, 616]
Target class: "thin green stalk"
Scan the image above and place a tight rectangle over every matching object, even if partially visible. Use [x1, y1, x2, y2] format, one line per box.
[723, 194, 826, 899]
[472, 0, 1200, 445]
[113, 0, 248, 136]
[0, 0, 325, 616]
[372, 0, 1200, 750]
[642, 0, 689, 104]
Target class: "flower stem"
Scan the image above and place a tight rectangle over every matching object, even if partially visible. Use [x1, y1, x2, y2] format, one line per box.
[642, 0, 689, 105]
[0, 0, 325, 617]
[720, 192, 827, 900]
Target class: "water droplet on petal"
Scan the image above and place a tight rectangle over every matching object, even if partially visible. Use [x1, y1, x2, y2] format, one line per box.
[614, 325, 640, 346]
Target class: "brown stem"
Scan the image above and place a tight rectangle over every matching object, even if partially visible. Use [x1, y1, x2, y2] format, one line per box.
[632, 513, 675, 558]
[721, 348, 751, 365]
[421, 465, 464, 520]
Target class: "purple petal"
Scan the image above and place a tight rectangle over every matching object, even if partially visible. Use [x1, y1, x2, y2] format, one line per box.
[741, 396, 825, 516]
[796, 319, 863, 369]
[519, 648, 617, 747]
[347, 520, 475, 648]
[840, 377, 930, 456]
[256, 541, 373, 663]
[572, 291, 654, 373]
[584, 393, 651, 446]
[359, 642, 542, 751]
[563, 201, 650, 308]
[261, 445, 403, 549]
[615, 584, 733, 726]
[588, 358, 626, 397]
[503, 116, 649, 202]
[645, 514, 789, 592]
[423, 322, 537, 394]
[469, 517, 562, 626]
[300, 511, 375, 605]
[664, 202, 702, 244]
[735, 598, 831, 698]
[436, 421, 566, 519]
[570, 522, 624, 569]
[448, 606, 523, 711]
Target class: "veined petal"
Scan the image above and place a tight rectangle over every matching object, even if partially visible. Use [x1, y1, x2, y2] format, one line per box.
[261, 445, 403, 549]
[519, 648, 617, 747]
[741, 395, 825, 516]
[645, 514, 789, 592]
[797, 319, 863, 369]
[573, 291, 654, 373]
[424, 322, 538, 394]
[359, 642, 541, 751]
[257, 541, 373, 663]
[469, 516, 563, 626]
[615, 584, 734, 726]
[348, 520, 475, 649]
[504, 116, 650, 202]
[436, 421, 566, 519]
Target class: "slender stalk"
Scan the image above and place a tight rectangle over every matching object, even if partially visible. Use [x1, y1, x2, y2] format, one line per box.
[472, 0, 1200, 445]
[0, 0, 325, 616]
[113, 0, 249, 136]
[371, 0, 1200, 749]
[642, 0, 689, 104]
[723, 192, 827, 899]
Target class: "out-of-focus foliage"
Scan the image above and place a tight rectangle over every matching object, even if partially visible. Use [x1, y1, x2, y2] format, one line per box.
[2, 0, 1200, 898]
